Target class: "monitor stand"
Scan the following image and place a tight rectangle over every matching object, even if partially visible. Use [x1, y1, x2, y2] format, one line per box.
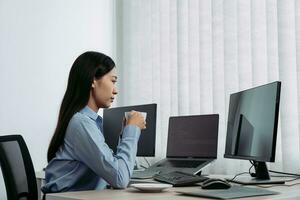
[134, 158, 149, 171]
[228, 176, 285, 185]
[227, 161, 285, 185]
[134, 159, 142, 170]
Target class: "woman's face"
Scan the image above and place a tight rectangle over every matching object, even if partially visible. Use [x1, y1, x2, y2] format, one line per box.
[90, 68, 118, 109]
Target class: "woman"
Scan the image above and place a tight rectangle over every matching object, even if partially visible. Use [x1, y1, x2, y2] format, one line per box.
[42, 51, 146, 193]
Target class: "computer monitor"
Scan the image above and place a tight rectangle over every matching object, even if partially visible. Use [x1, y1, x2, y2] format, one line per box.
[103, 103, 157, 157]
[224, 81, 283, 184]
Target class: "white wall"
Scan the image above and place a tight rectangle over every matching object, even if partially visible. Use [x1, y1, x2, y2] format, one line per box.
[0, 0, 114, 197]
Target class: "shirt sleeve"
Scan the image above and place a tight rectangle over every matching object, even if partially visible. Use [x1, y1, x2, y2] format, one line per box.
[65, 115, 141, 188]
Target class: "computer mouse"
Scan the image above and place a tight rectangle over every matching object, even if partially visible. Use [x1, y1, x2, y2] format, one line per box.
[201, 178, 231, 189]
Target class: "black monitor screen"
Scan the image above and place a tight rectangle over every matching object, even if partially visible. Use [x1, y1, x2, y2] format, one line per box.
[103, 103, 156, 157]
[167, 115, 219, 158]
[224, 82, 281, 162]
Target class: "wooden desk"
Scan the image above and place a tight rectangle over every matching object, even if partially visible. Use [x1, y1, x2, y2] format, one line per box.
[46, 180, 300, 200]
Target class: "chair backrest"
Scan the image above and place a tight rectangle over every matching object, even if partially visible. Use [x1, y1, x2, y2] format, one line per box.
[0, 135, 38, 200]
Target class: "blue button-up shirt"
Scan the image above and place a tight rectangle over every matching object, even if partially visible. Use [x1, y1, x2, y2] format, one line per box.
[42, 106, 141, 193]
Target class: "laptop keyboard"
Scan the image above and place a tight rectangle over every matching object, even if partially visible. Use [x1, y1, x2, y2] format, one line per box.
[153, 171, 208, 186]
[157, 160, 205, 168]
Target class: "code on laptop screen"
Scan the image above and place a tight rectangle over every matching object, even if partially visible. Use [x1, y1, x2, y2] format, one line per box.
[166, 115, 219, 158]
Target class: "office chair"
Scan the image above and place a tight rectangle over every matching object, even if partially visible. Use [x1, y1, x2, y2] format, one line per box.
[0, 134, 38, 200]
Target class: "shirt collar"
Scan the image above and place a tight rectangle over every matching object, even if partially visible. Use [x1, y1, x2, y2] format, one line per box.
[80, 106, 99, 121]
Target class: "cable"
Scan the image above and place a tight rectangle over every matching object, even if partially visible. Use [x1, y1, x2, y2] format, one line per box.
[284, 177, 300, 182]
[143, 157, 151, 168]
[257, 173, 300, 188]
[270, 175, 299, 178]
[270, 175, 300, 182]
[141, 165, 148, 169]
[269, 170, 300, 177]
[230, 161, 255, 181]
[230, 172, 249, 181]
[249, 161, 255, 177]
[231, 162, 300, 187]
[258, 182, 300, 188]
[285, 182, 300, 187]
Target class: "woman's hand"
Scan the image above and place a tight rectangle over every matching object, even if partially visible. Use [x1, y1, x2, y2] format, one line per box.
[126, 111, 146, 130]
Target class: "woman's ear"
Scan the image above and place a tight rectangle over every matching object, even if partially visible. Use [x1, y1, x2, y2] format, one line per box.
[91, 79, 96, 88]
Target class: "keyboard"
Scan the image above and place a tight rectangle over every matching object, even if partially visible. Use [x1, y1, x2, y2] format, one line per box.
[156, 160, 206, 168]
[153, 171, 208, 186]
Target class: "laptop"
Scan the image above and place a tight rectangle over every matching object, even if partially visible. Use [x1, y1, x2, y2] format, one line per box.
[132, 114, 219, 179]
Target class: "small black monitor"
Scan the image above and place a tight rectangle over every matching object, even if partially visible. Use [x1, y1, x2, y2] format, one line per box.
[103, 103, 157, 157]
[224, 81, 283, 184]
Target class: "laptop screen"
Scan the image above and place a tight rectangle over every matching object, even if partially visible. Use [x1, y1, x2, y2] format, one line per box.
[166, 115, 219, 158]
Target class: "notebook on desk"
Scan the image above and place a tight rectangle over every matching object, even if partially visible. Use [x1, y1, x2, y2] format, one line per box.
[132, 114, 219, 179]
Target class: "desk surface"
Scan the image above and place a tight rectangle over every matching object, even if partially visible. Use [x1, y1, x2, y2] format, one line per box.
[46, 178, 300, 200]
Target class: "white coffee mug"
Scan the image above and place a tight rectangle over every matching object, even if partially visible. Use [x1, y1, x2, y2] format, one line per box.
[125, 111, 147, 121]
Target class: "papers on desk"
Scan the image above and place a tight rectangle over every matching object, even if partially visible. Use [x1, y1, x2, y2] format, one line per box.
[178, 185, 278, 199]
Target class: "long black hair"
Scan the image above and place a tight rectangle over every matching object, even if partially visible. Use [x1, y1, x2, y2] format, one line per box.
[47, 51, 115, 162]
